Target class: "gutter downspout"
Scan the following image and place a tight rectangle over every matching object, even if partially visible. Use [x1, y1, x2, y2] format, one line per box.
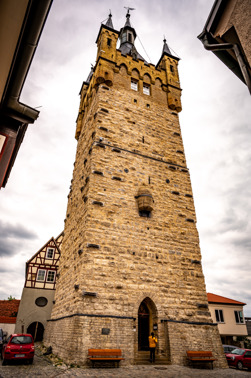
[198, 31, 251, 95]
[3, 0, 53, 123]
[5, 98, 39, 124]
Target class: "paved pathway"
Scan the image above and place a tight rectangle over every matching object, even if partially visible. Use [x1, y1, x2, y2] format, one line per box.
[0, 347, 250, 378]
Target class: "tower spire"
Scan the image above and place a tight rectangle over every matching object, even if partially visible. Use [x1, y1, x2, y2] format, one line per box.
[162, 36, 172, 55]
[105, 11, 114, 29]
[118, 7, 146, 61]
[123, 7, 135, 28]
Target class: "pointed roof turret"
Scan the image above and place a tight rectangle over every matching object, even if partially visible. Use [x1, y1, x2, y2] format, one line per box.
[95, 11, 119, 44]
[156, 36, 180, 69]
[105, 12, 114, 29]
[162, 37, 172, 56]
[124, 10, 132, 28]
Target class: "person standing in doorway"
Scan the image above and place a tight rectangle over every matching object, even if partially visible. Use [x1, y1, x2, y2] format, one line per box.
[148, 332, 157, 363]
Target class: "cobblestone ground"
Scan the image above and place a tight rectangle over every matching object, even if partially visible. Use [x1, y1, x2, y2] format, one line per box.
[0, 345, 250, 378]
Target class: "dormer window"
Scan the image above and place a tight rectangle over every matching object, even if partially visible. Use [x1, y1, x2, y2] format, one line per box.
[143, 84, 150, 95]
[131, 79, 138, 91]
[46, 247, 54, 259]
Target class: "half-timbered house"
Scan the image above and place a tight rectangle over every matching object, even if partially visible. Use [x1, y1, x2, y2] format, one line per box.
[15, 232, 63, 341]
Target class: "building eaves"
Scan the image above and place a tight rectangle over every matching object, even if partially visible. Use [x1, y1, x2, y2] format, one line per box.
[197, 0, 251, 93]
[207, 293, 246, 306]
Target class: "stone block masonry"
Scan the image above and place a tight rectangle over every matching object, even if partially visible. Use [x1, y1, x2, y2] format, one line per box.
[44, 12, 228, 369]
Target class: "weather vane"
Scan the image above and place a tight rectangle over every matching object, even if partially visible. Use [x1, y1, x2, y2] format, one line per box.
[124, 6, 135, 14]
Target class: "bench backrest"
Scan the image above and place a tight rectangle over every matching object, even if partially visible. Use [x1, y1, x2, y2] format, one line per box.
[88, 349, 122, 357]
[187, 351, 213, 358]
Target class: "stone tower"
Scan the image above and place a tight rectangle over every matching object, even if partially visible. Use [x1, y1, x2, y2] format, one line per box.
[44, 12, 227, 368]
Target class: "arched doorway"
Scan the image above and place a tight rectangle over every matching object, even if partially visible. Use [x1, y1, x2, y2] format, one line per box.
[27, 322, 44, 341]
[138, 301, 149, 350]
[138, 297, 158, 351]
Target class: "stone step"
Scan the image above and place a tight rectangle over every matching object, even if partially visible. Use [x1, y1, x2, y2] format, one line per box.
[134, 352, 170, 365]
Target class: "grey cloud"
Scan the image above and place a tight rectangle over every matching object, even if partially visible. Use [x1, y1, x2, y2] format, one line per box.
[218, 213, 247, 233]
[232, 235, 251, 251]
[0, 220, 37, 257]
[0, 220, 36, 239]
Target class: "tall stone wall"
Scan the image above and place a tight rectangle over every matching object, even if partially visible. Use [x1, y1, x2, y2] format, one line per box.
[44, 25, 228, 368]
[167, 322, 227, 367]
[45, 316, 135, 366]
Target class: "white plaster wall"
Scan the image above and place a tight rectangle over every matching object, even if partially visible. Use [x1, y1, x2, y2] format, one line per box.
[15, 287, 55, 334]
[0, 323, 15, 337]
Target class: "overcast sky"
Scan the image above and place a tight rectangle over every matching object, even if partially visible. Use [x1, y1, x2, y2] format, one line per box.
[1, 0, 251, 317]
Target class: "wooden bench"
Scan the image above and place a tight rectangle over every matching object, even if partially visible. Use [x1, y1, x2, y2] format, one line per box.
[87, 349, 124, 368]
[186, 351, 216, 369]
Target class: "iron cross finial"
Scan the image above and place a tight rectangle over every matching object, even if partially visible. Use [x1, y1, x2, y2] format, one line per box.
[124, 6, 135, 15]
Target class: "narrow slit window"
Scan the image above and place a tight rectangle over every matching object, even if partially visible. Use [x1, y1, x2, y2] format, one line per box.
[107, 38, 111, 46]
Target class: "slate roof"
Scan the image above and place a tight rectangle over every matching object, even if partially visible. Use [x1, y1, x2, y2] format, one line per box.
[0, 299, 20, 324]
[118, 42, 146, 62]
[162, 38, 172, 55]
[105, 13, 114, 29]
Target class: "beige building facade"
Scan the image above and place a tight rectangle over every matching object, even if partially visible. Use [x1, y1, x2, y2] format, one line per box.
[44, 12, 227, 368]
[208, 293, 248, 345]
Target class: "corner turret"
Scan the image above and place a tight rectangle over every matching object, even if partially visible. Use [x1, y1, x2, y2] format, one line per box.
[156, 38, 182, 112]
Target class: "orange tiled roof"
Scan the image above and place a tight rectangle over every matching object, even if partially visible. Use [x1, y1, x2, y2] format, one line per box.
[207, 293, 246, 306]
[0, 316, 17, 324]
[0, 300, 20, 322]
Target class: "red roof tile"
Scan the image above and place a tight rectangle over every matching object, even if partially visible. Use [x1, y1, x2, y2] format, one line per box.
[0, 300, 20, 319]
[207, 293, 246, 306]
[0, 316, 17, 324]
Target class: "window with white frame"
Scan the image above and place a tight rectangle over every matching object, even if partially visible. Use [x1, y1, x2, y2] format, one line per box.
[47, 270, 56, 282]
[131, 79, 138, 91]
[46, 247, 54, 259]
[143, 83, 150, 95]
[234, 310, 244, 323]
[37, 269, 46, 281]
[215, 309, 224, 323]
